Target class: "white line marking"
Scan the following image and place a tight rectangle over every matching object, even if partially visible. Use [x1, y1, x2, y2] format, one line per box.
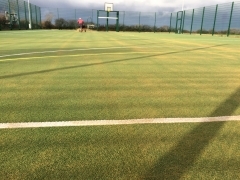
[0, 47, 129, 58]
[0, 44, 194, 60]
[0, 116, 240, 129]
[0, 30, 53, 34]
[0, 51, 161, 62]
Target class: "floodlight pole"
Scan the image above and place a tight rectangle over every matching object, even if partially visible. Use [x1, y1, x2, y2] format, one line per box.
[28, 0, 32, 29]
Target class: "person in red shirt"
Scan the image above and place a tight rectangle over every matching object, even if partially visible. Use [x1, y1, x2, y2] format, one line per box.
[77, 18, 86, 32]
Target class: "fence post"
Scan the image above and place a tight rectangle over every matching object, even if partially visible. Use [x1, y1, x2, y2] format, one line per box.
[190, 9, 194, 34]
[7, 0, 12, 30]
[181, 11, 185, 34]
[139, 12, 141, 33]
[24, 1, 27, 29]
[17, 0, 21, 29]
[169, 13, 172, 33]
[123, 11, 125, 32]
[30, 3, 33, 29]
[227, 2, 234, 37]
[200, 7, 205, 35]
[175, 12, 179, 33]
[75, 9, 77, 29]
[154, 12, 156, 33]
[75, 9, 76, 21]
[212, 4, 218, 36]
[39, 7, 42, 28]
[92, 9, 93, 23]
[116, 11, 119, 32]
[97, 10, 99, 31]
[57, 8, 59, 19]
[35, 5, 38, 29]
[106, 11, 109, 31]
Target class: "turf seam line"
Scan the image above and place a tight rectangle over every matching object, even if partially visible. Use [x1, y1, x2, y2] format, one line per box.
[0, 116, 240, 129]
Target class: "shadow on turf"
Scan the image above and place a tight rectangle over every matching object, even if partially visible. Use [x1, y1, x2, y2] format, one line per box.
[0, 44, 227, 80]
[144, 87, 240, 179]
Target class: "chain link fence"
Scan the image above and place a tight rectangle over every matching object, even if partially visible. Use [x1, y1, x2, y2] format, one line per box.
[0, 0, 41, 30]
[40, 8, 171, 32]
[170, 1, 240, 36]
[1, 0, 240, 36]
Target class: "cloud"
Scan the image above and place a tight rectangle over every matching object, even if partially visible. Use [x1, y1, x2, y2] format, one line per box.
[30, 0, 232, 12]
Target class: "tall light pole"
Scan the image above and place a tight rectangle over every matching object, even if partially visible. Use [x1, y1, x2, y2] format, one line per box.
[28, 0, 32, 29]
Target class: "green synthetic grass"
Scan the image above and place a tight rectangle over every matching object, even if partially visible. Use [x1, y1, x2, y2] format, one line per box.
[0, 30, 240, 123]
[1, 30, 240, 179]
[1, 122, 240, 179]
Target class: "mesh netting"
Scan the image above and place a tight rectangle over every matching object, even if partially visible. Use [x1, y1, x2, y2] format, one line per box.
[0, 0, 41, 30]
[1, 0, 240, 36]
[170, 1, 240, 36]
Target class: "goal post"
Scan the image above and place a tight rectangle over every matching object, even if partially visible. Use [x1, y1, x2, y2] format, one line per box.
[97, 2, 119, 32]
[97, 10, 119, 32]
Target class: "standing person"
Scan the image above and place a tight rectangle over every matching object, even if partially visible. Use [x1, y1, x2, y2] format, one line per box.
[77, 18, 86, 32]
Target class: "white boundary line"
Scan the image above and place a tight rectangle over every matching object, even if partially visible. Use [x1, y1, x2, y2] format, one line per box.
[0, 47, 129, 58]
[1, 116, 240, 129]
[0, 43, 223, 60]
[0, 51, 164, 62]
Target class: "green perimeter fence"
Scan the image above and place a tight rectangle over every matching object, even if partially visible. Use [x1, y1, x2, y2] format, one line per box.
[40, 8, 170, 32]
[1, 0, 240, 36]
[0, 0, 41, 30]
[170, 1, 240, 36]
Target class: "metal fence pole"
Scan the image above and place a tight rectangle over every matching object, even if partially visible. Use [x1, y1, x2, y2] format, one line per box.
[190, 9, 195, 34]
[30, 3, 33, 29]
[97, 10, 99, 31]
[7, 0, 12, 30]
[35, 5, 38, 29]
[39, 7, 42, 28]
[57, 8, 59, 19]
[154, 12, 156, 33]
[169, 13, 172, 33]
[212, 4, 218, 36]
[175, 12, 179, 33]
[17, 0, 21, 29]
[123, 11, 125, 32]
[139, 12, 141, 33]
[75, 9, 76, 21]
[181, 11, 185, 34]
[24, 1, 27, 29]
[227, 2, 234, 37]
[106, 11, 109, 31]
[116, 11, 119, 32]
[200, 7, 205, 35]
[92, 9, 93, 23]
[75, 9, 77, 29]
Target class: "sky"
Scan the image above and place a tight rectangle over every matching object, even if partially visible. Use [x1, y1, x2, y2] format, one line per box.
[29, 0, 233, 12]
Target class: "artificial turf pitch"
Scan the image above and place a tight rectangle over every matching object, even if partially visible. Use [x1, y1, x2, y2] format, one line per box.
[0, 30, 240, 179]
[0, 30, 240, 122]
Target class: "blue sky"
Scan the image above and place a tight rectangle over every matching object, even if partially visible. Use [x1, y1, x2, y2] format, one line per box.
[30, 0, 233, 12]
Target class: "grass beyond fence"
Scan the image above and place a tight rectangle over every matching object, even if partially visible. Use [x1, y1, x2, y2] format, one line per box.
[0, 30, 240, 123]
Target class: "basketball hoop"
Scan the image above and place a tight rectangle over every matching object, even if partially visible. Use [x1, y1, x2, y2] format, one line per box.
[105, 3, 113, 12]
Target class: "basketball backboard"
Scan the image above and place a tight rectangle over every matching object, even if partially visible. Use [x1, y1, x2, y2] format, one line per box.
[105, 3, 113, 12]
